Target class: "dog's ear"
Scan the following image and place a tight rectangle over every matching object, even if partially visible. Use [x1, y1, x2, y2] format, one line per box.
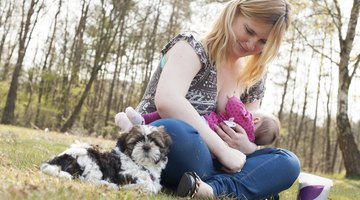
[158, 125, 172, 150]
[116, 132, 129, 152]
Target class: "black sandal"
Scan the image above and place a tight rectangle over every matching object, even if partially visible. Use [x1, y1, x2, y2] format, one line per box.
[176, 172, 201, 197]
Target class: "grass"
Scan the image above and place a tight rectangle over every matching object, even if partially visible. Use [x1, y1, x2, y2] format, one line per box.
[0, 125, 359, 200]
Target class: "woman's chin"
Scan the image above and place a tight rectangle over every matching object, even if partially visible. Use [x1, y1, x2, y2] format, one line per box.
[231, 50, 247, 60]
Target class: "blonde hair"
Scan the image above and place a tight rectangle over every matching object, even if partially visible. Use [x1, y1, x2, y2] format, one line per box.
[202, 0, 291, 89]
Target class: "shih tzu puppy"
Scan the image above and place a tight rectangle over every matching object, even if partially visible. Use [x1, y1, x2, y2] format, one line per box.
[41, 125, 171, 193]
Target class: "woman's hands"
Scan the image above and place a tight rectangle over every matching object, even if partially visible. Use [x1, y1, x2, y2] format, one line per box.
[220, 146, 246, 173]
[215, 123, 257, 155]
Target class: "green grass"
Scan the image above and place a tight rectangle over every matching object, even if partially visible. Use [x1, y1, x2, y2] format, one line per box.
[0, 125, 359, 199]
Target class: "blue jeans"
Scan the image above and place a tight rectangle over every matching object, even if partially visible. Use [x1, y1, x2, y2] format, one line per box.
[151, 118, 300, 199]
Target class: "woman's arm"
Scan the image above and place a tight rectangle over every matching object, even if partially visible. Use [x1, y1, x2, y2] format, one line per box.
[216, 99, 262, 155]
[216, 123, 258, 155]
[155, 41, 245, 172]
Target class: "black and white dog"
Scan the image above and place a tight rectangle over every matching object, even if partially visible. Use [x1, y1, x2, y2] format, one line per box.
[41, 125, 172, 193]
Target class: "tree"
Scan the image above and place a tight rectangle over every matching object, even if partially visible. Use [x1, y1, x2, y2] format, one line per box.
[1, 0, 43, 124]
[0, 1, 14, 64]
[104, 0, 134, 126]
[60, 0, 118, 132]
[325, 0, 360, 178]
[60, 0, 90, 120]
[35, 0, 62, 126]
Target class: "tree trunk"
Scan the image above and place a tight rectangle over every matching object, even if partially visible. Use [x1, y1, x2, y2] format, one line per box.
[309, 58, 322, 171]
[35, 0, 62, 126]
[60, 64, 99, 132]
[61, 1, 117, 132]
[324, 36, 335, 174]
[309, 37, 325, 171]
[1, 0, 41, 124]
[0, 1, 14, 64]
[1, 43, 17, 81]
[140, 2, 161, 96]
[104, 0, 131, 126]
[293, 51, 314, 151]
[287, 56, 299, 151]
[334, 0, 360, 178]
[61, 0, 90, 119]
[278, 30, 296, 122]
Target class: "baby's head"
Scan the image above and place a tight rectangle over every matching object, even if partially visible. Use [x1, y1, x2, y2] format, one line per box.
[253, 112, 280, 145]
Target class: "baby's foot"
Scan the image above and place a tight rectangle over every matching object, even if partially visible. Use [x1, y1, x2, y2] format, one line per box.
[125, 107, 145, 125]
[114, 112, 132, 131]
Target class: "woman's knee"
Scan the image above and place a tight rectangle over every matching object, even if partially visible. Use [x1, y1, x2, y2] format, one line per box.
[150, 118, 209, 159]
[254, 148, 300, 186]
[278, 149, 301, 184]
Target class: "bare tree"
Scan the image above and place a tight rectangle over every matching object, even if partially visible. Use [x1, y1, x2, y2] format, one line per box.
[278, 30, 296, 123]
[286, 55, 300, 150]
[0, 1, 14, 64]
[60, 0, 90, 120]
[323, 35, 336, 173]
[61, 0, 119, 132]
[309, 38, 325, 171]
[35, 0, 62, 126]
[1, 0, 43, 124]
[325, 0, 360, 177]
[104, 0, 133, 126]
[292, 51, 314, 152]
[140, 0, 163, 96]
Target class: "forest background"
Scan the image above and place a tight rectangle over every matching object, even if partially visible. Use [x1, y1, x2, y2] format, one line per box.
[0, 0, 359, 178]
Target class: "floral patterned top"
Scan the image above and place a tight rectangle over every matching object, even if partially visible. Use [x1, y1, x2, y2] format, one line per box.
[136, 32, 266, 115]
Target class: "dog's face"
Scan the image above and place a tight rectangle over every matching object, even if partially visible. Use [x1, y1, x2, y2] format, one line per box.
[116, 125, 172, 167]
[48, 154, 84, 177]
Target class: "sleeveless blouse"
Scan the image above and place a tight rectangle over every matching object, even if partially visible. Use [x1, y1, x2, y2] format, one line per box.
[136, 32, 266, 115]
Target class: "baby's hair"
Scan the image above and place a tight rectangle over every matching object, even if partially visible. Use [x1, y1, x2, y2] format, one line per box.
[254, 114, 280, 145]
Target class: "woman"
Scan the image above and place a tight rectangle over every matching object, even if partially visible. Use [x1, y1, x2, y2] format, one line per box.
[135, 0, 300, 199]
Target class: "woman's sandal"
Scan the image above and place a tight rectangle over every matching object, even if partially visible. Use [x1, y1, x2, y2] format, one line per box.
[176, 172, 201, 197]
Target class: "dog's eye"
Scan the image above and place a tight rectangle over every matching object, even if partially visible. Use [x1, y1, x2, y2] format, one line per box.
[127, 134, 145, 145]
[127, 137, 137, 145]
[148, 133, 165, 148]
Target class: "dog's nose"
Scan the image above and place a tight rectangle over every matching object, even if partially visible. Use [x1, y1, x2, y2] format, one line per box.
[142, 145, 151, 152]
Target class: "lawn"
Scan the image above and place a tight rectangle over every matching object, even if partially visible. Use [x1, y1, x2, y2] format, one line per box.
[0, 125, 359, 199]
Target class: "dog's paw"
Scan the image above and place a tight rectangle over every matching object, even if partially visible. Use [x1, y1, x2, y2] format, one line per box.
[41, 163, 73, 180]
[41, 163, 60, 176]
[58, 171, 73, 180]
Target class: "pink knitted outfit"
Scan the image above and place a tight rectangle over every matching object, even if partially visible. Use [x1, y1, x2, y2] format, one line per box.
[203, 96, 255, 143]
[141, 96, 255, 143]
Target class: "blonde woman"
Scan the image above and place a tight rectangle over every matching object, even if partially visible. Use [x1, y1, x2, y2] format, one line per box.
[135, 0, 300, 198]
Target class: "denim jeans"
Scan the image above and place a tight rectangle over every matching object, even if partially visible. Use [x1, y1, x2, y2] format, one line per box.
[151, 118, 300, 200]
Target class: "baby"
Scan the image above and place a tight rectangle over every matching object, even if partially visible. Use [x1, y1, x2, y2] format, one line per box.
[115, 96, 280, 147]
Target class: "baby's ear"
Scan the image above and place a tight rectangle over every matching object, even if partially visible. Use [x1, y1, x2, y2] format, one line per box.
[253, 117, 261, 124]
